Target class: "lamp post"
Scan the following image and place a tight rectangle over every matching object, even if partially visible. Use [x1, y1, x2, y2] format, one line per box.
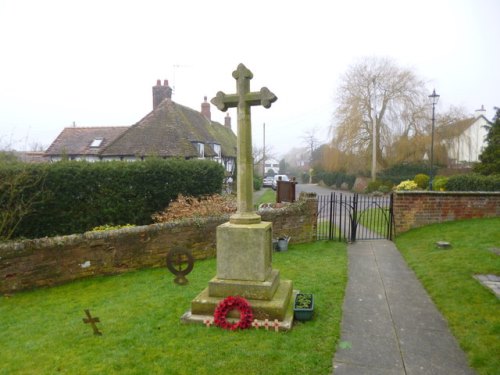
[428, 89, 440, 190]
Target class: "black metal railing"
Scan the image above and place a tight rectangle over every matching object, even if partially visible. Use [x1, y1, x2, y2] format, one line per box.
[317, 193, 394, 242]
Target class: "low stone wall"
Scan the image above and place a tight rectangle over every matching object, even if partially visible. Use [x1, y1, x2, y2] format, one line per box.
[0, 197, 317, 294]
[393, 191, 500, 234]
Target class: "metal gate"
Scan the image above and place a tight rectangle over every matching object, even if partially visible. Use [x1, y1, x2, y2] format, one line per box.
[317, 193, 394, 242]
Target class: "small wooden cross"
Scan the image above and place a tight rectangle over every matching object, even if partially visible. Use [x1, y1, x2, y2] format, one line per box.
[263, 318, 270, 331]
[211, 63, 277, 225]
[273, 319, 280, 332]
[83, 309, 102, 335]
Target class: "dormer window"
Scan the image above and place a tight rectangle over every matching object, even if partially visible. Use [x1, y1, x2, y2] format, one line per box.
[90, 138, 103, 148]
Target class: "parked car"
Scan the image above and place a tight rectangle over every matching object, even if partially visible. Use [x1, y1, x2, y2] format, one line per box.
[263, 176, 274, 187]
[272, 174, 289, 190]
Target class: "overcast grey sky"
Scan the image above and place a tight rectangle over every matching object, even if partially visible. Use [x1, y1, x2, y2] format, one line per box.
[1, 0, 499, 158]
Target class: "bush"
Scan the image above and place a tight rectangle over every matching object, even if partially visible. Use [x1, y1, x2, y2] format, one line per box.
[378, 163, 433, 185]
[315, 171, 356, 190]
[445, 173, 500, 191]
[365, 179, 393, 193]
[4, 159, 225, 239]
[253, 175, 263, 191]
[395, 180, 419, 191]
[432, 176, 448, 191]
[414, 174, 430, 189]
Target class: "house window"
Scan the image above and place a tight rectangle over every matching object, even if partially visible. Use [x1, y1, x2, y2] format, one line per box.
[196, 142, 204, 158]
[90, 138, 103, 147]
[213, 144, 221, 158]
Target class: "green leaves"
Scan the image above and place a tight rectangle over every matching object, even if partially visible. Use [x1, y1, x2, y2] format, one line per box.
[2, 159, 225, 239]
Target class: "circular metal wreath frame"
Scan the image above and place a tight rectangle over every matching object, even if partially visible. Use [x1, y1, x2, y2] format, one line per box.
[166, 248, 194, 276]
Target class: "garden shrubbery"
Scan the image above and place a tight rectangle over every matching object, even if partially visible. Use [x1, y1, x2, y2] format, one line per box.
[315, 170, 356, 190]
[1, 159, 225, 239]
[377, 163, 433, 185]
[445, 173, 500, 192]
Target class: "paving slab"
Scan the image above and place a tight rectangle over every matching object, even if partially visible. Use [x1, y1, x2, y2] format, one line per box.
[332, 240, 476, 374]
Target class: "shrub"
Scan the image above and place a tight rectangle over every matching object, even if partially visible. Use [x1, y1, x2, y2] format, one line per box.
[395, 180, 419, 191]
[432, 176, 448, 191]
[5, 159, 225, 239]
[365, 179, 393, 193]
[153, 194, 236, 222]
[253, 175, 262, 191]
[315, 171, 356, 190]
[414, 174, 430, 189]
[378, 163, 433, 185]
[378, 185, 391, 193]
[446, 173, 500, 191]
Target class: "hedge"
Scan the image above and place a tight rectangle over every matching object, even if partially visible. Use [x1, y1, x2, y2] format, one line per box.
[377, 163, 434, 185]
[314, 171, 356, 190]
[1, 159, 225, 239]
[445, 173, 500, 192]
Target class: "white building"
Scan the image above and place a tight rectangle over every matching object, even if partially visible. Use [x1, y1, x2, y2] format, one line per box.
[443, 106, 491, 166]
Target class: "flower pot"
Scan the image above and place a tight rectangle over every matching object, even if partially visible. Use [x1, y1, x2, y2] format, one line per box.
[293, 293, 314, 321]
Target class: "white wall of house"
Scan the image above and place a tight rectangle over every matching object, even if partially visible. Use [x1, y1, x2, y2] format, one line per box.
[447, 115, 489, 164]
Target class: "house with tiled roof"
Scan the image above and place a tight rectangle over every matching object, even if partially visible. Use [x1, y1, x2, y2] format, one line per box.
[45, 80, 237, 173]
[440, 106, 491, 166]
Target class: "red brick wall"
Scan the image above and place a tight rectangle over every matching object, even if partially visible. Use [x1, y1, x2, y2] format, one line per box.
[393, 192, 500, 234]
[0, 197, 317, 294]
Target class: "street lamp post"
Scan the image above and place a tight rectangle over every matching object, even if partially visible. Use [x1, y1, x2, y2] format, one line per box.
[428, 89, 440, 190]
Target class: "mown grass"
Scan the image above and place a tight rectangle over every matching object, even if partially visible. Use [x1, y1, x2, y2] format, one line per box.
[255, 188, 276, 207]
[357, 207, 391, 236]
[0, 241, 347, 375]
[395, 217, 500, 375]
[317, 219, 341, 241]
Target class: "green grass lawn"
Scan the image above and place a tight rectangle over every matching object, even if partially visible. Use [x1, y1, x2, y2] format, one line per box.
[255, 188, 276, 207]
[357, 207, 391, 236]
[395, 217, 500, 375]
[0, 241, 347, 375]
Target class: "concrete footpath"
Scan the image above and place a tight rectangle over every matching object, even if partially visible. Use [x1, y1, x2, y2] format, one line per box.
[333, 240, 476, 375]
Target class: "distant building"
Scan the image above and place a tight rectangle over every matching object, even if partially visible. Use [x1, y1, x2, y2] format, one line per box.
[441, 106, 491, 167]
[45, 80, 237, 173]
[264, 158, 280, 175]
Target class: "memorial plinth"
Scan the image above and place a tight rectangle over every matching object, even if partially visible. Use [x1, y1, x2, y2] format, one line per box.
[181, 64, 294, 329]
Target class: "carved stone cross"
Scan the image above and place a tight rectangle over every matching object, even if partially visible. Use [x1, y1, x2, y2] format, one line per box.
[211, 63, 277, 224]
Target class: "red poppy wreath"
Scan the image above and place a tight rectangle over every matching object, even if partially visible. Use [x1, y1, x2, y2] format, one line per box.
[213, 296, 253, 330]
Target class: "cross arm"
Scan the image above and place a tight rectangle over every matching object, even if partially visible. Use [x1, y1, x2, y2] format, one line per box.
[211, 87, 277, 112]
[211, 92, 239, 112]
[246, 87, 277, 109]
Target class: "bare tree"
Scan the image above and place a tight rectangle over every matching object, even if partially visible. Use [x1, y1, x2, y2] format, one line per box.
[252, 145, 276, 177]
[331, 57, 428, 170]
[302, 127, 321, 164]
[0, 164, 47, 241]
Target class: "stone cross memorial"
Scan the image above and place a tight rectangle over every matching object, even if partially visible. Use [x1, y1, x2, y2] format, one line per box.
[182, 64, 294, 330]
[211, 63, 277, 225]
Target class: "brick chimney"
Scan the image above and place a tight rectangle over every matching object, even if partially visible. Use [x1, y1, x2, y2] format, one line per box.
[224, 113, 231, 129]
[152, 79, 172, 110]
[201, 96, 211, 120]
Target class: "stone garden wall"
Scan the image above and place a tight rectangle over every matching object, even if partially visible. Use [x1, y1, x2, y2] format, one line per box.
[0, 196, 317, 294]
[393, 191, 500, 234]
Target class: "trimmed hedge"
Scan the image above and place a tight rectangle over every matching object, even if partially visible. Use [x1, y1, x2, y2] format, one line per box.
[2, 159, 225, 239]
[315, 171, 356, 190]
[378, 163, 434, 185]
[445, 173, 500, 192]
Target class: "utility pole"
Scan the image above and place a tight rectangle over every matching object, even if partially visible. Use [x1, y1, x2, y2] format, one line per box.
[371, 78, 377, 181]
[262, 123, 266, 177]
